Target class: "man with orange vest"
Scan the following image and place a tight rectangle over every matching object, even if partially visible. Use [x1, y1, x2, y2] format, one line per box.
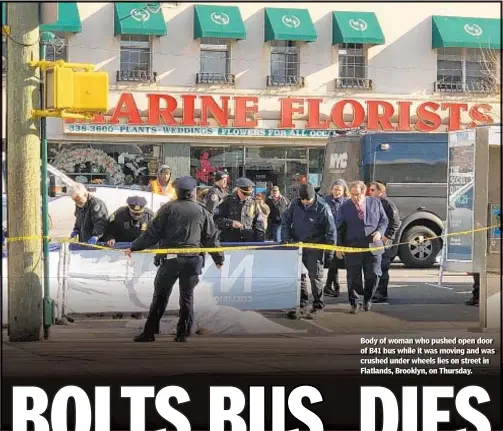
[147, 164, 176, 200]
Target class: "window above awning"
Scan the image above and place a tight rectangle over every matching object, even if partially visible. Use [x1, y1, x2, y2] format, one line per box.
[264, 7, 317, 42]
[332, 11, 384, 45]
[114, 2, 167, 36]
[194, 4, 246, 40]
[40, 2, 82, 33]
[432, 16, 501, 49]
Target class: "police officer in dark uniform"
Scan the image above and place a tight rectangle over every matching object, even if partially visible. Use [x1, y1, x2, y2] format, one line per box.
[369, 181, 401, 303]
[102, 196, 154, 246]
[69, 183, 108, 244]
[214, 177, 266, 242]
[124, 176, 225, 343]
[206, 171, 229, 215]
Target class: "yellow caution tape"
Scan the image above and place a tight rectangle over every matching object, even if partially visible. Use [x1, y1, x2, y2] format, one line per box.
[3, 225, 500, 254]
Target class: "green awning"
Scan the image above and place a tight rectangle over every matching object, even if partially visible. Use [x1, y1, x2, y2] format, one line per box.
[114, 2, 167, 36]
[40, 3, 82, 33]
[264, 7, 317, 42]
[432, 16, 501, 49]
[332, 11, 384, 45]
[2, 3, 6, 26]
[194, 4, 246, 40]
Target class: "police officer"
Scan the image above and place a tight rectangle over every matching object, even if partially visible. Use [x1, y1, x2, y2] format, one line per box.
[124, 176, 224, 343]
[282, 183, 337, 320]
[206, 171, 229, 215]
[369, 182, 401, 303]
[214, 177, 266, 242]
[102, 196, 154, 246]
[69, 183, 108, 244]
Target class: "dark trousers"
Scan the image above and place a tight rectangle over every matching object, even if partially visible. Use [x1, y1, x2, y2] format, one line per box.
[270, 224, 281, 242]
[325, 268, 340, 291]
[300, 250, 325, 309]
[472, 273, 480, 299]
[143, 256, 203, 337]
[375, 248, 392, 298]
[345, 252, 382, 305]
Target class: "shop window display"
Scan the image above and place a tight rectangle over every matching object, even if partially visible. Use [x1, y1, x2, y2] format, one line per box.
[48, 143, 163, 189]
[190, 146, 322, 200]
[190, 146, 244, 188]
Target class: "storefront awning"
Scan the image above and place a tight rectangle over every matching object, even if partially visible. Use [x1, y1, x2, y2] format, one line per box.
[40, 2, 82, 33]
[193, 4, 246, 40]
[114, 2, 167, 36]
[2, 3, 7, 26]
[432, 15, 501, 49]
[332, 11, 384, 45]
[264, 7, 317, 42]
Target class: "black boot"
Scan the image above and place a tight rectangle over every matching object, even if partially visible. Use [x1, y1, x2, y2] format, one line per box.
[466, 297, 479, 306]
[134, 332, 155, 342]
[174, 334, 188, 342]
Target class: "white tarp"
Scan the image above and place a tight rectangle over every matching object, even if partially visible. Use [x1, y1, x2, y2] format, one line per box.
[2, 244, 303, 335]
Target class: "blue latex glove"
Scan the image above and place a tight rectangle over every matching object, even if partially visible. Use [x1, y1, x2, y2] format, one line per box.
[70, 230, 79, 239]
[87, 236, 99, 245]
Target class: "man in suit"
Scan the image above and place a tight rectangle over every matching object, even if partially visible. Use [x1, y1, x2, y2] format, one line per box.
[336, 181, 388, 314]
[369, 182, 401, 302]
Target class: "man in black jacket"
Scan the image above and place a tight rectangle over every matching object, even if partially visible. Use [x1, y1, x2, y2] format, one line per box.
[265, 186, 289, 242]
[370, 182, 401, 302]
[282, 183, 336, 320]
[205, 171, 229, 215]
[125, 176, 224, 343]
[69, 183, 109, 245]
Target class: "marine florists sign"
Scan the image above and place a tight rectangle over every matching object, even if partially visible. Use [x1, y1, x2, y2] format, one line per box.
[64, 92, 496, 137]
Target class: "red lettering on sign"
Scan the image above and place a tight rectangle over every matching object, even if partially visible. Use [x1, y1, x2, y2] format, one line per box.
[64, 93, 496, 132]
[181, 95, 197, 126]
[200, 96, 230, 127]
[306, 99, 329, 129]
[109, 93, 143, 125]
[468, 104, 494, 128]
[233, 97, 258, 128]
[366, 100, 395, 131]
[279, 98, 304, 128]
[415, 102, 441, 132]
[396, 101, 412, 131]
[441, 103, 467, 131]
[331, 100, 365, 129]
[146, 94, 177, 126]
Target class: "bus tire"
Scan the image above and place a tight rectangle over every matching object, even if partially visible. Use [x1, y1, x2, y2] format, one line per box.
[399, 225, 441, 268]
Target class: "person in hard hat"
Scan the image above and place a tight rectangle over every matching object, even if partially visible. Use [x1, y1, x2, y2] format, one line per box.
[147, 164, 176, 200]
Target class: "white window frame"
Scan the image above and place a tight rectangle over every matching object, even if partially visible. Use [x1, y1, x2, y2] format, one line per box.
[436, 47, 500, 93]
[198, 37, 233, 84]
[118, 34, 154, 83]
[337, 43, 371, 89]
[268, 40, 303, 86]
[44, 32, 67, 62]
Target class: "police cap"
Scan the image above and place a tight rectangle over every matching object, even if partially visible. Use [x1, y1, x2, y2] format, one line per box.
[235, 177, 254, 189]
[176, 176, 198, 191]
[127, 196, 147, 213]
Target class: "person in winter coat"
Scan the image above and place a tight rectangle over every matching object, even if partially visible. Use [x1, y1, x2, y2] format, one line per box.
[255, 193, 271, 231]
[265, 186, 290, 242]
[323, 179, 350, 297]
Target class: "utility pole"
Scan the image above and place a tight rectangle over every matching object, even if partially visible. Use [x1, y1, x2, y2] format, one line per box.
[6, 3, 43, 342]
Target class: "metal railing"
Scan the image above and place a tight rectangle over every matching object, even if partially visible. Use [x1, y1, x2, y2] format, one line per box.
[116, 70, 157, 84]
[196, 72, 235, 85]
[434, 80, 495, 94]
[335, 77, 373, 90]
[266, 75, 305, 87]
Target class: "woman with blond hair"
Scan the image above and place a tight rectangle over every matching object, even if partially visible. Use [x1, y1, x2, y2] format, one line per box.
[323, 179, 350, 297]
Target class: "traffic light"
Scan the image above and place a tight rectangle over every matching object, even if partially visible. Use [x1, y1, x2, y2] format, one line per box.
[45, 66, 109, 113]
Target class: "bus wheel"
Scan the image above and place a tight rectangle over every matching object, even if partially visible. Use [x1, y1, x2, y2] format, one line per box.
[399, 225, 441, 268]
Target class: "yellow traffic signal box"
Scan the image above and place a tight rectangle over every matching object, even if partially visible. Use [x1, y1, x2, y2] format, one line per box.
[45, 67, 109, 113]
